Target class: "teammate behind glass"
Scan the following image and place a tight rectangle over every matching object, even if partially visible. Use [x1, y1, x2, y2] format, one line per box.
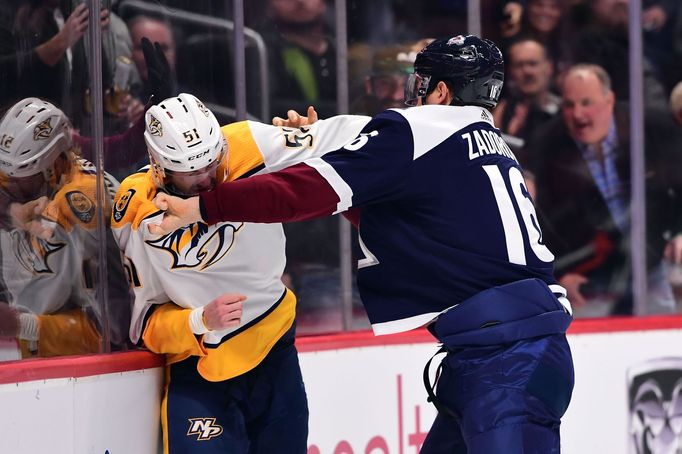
[0, 97, 127, 360]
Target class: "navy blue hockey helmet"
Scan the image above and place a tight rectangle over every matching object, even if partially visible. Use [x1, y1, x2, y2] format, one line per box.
[404, 35, 504, 108]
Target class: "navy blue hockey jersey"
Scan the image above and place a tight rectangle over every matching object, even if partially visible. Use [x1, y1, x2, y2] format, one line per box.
[201, 105, 564, 335]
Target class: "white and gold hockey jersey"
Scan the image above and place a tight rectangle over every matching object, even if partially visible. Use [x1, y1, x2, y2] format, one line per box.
[0, 159, 123, 360]
[111, 115, 369, 381]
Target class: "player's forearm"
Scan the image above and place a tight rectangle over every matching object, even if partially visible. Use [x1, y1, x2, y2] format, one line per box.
[200, 162, 339, 225]
[141, 303, 207, 357]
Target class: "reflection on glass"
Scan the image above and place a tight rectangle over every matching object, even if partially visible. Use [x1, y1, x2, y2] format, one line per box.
[0, 98, 131, 361]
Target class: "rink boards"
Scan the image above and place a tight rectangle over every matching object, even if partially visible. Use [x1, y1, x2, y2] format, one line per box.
[1, 316, 682, 453]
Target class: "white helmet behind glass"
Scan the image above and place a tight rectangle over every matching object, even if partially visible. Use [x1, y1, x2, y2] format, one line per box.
[0, 97, 72, 179]
[144, 93, 226, 196]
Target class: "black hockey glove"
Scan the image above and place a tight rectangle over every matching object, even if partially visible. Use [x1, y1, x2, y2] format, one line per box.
[141, 37, 174, 105]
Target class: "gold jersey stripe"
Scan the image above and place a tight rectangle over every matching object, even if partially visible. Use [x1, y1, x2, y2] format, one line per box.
[221, 121, 265, 181]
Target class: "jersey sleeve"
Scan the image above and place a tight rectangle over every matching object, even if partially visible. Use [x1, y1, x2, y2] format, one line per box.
[36, 309, 102, 357]
[246, 114, 371, 172]
[200, 111, 414, 224]
[140, 303, 207, 357]
[220, 115, 370, 180]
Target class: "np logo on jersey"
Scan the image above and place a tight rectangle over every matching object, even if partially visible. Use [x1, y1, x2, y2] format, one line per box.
[282, 126, 313, 150]
[146, 222, 243, 270]
[148, 115, 163, 137]
[33, 118, 53, 141]
[113, 189, 136, 222]
[187, 418, 223, 441]
[66, 191, 95, 223]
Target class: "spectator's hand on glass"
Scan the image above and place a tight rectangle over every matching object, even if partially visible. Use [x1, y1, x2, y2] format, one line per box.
[0, 302, 19, 338]
[559, 273, 589, 307]
[272, 106, 318, 128]
[642, 5, 667, 31]
[59, 3, 89, 49]
[149, 193, 202, 235]
[202, 294, 246, 330]
[100, 7, 110, 30]
[118, 94, 145, 125]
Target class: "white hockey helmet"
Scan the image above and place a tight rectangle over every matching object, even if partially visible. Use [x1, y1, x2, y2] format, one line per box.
[144, 93, 226, 196]
[0, 97, 73, 179]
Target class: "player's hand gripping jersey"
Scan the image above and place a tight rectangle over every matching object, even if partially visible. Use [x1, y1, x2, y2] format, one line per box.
[111, 115, 368, 381]
[201, 105, 570, 335]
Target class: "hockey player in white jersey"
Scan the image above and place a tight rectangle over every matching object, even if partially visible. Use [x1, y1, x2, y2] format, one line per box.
[0, 97, 129, 361]
[111, 92, 368, 453]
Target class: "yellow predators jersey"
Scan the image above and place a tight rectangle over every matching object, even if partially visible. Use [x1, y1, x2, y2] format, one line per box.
[1, 159, 119, 315]
[0, 159, 121, 358]
[111, 116, 369, 381]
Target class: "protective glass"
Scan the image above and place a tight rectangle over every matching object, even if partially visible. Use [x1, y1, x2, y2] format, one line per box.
[1, 172, 51, 204]
[370, 74, 409, 100]
[404, 73, 431, 106]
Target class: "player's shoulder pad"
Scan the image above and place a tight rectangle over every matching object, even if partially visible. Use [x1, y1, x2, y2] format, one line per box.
[111, 170, 160, 229]
[388, 105, 493, 160]
[221, 121, 265, 181]
[48, 168, 99, 227]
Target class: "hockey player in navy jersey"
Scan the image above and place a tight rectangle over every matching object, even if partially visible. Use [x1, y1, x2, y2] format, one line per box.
[151, 35, 575, 453]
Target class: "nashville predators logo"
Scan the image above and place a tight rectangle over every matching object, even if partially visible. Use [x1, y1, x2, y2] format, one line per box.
[146, 222, 243, 270]
[195, 99, 210, 117]
[66, 191, 95, 223]
[187, 418, 223, 441]
[113, 189, 135, 222]
[33, 118, 54, 141]
[148, 115, 163, 137]
[11, 230, 66, 274]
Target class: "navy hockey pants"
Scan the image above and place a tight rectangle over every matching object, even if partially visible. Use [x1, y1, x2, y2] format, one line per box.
[421, 333, 574, 453]
[163, 324, 308, 454]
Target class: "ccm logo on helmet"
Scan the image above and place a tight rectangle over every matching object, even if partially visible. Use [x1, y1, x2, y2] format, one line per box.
[188, 150, 210, 161]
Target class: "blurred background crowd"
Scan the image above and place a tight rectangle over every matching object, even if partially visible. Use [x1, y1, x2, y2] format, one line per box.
[1, 0, 682, 361]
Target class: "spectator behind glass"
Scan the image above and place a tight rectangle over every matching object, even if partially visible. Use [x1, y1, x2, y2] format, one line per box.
[263, 0, 337, 118]
[524, 64, 682, 316]
[570, 0, 670, 109]
[640, 0, 680, 91]
[499, 0, 568, 68]
[0, 98, 131, 361]
[128, 14, 177, 112]
[356, 39, 433, 116]
[493, 38, 559, 145]
[7, 1, 139, 134]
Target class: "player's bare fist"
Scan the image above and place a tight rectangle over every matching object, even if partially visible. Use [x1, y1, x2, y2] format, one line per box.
[203, 293, 246, 330]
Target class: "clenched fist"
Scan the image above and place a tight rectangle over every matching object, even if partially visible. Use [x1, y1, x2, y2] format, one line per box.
[202, 293, 246, 331]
